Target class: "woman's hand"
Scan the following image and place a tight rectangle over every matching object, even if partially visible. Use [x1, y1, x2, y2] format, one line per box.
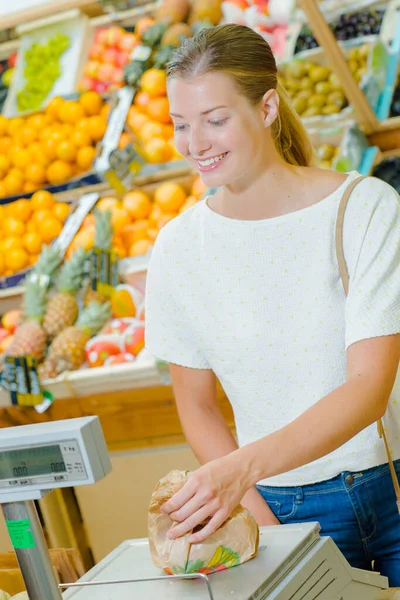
[161, 450, 253, 543]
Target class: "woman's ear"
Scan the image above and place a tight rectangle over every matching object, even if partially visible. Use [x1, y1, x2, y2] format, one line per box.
[261, 89, 280, 129]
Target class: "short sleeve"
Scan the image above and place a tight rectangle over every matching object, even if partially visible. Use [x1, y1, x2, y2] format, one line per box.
[344, 182, 400, 349]
[144, 231, 211, 369]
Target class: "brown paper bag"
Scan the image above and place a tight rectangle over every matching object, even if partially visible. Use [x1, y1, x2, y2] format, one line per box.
[148, 470, 259, 575]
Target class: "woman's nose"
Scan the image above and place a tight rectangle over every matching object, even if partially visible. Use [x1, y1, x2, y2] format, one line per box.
[189, 128, 211, 157]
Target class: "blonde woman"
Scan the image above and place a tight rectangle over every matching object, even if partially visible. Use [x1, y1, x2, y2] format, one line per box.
[145, 24, 400, 583]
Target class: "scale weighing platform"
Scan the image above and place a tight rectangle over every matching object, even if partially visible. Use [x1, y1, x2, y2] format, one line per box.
[0, 417, 390, 600]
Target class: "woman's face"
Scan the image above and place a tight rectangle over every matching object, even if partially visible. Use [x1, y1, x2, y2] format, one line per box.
[167, 72, 273, 189]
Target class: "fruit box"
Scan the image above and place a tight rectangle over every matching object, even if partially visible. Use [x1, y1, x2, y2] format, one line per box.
[279, 34, 390, 131]
[3, 10, 93, 118]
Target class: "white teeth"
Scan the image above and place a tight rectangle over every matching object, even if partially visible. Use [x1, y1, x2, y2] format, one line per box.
[198, 153, 227, 167]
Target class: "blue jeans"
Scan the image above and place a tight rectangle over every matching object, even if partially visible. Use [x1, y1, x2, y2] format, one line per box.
[257, 460, 400, 586]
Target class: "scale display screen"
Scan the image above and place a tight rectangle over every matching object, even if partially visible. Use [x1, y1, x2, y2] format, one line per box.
[0, 445, 66, 480]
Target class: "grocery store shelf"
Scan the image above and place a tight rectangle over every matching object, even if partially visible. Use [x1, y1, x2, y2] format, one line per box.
[0, 0, 103, 31]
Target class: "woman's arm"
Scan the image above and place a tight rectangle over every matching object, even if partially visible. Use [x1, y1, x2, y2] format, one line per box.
[164, 334, 400, 542]
[170, 364, 279, 525]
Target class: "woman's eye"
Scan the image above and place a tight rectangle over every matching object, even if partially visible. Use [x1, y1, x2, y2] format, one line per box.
[210, 119, 227, 127]
[174, 124, 187, 131]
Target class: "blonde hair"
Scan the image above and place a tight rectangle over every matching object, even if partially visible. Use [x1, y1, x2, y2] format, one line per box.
[167, 24, 313, 167]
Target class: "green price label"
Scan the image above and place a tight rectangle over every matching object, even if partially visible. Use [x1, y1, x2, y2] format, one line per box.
[6, 519, 35, 549]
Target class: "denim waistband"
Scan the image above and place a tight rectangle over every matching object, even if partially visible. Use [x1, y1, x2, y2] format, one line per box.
[256, 459, 400, 496]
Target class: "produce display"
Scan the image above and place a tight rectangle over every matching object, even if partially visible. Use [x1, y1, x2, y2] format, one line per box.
[280, 43, 369, 118]
[0, 190, 70, 277]
[294, 8, 384, 53]
[0, 54, 16, 113]
[0, 92, 107, 197]
[67, 175, 206, 260]
[314, 143, 340, 169]
[17, 34, 70, 112]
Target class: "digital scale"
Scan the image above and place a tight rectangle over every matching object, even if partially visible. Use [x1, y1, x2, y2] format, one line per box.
[0, 417, 391, 600]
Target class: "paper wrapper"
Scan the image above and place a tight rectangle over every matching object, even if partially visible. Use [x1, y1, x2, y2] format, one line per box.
[148, 470, 259, 575]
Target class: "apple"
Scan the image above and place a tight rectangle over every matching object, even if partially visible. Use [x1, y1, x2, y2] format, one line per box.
[116, 51, 130, 69]
[79, 76, 97, 91]
[97, 63, 115, 82]
[119, 33, 140, 53]
[89, 43, 105, 61]
[0, 327, 10, 344]
[104, 26, 125, 48]
[95, 28, 108, 45]
[111, 67, 124, 84]
[8, 52, 17, 68]
[103, 48, 119, 66]
[84, 60, 100, 79]
[93, 80, 109, 94]
[2, 309, 21, 333]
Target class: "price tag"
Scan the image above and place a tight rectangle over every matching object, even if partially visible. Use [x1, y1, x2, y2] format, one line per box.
[90, 248, 120, 298]
[54, 193, 99, 256]
[104, 143, 146, 194]
[3, 356, 43, 407]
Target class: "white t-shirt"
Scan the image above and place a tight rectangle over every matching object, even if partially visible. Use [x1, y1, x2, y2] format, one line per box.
[145, 171, 400, 486]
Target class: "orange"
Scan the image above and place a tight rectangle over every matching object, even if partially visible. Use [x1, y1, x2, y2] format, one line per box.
[179, 196, 198, 213]
[118, 132, 130, 150]
[26, 220, 37, 233]
[5, 248, 29, 272]
[110, 207, 130, 233]
[23, 231, 42, 255]
[122, 190, 151, 220]
[147, 97, 171, 124]
[42, 138, 59, 161]
[50, 129, 65, 144]
[134, 91, 150, 112]
[79, 91, 103, 116]
[23, 182, 39, 193]
[70, 129, 92, 148]
[143, 137, 173, 164]
[27, 143, 50, 166]
[0, 253, 4, 275]
[127, 110, 149, 133]
[56, 140, 77, 163]
[191, 176, 207, 199]
[29, 254, 39, 266]
[46, 96, 65, 120]
[61, 123, 74, 137]
[0, 115, 7, 136]
[158, 212, 177, 228]
[26, 164, 46, 185]
[19, 127, 37, 146]
[96, 196, 119, 212]
[52, 202, 71, 222]
[129, 239, 152, 257]
[46, 160, 73, 185]
[8, 167, 24, 180]
[1, 237, 23, 252]
[88, 116, 107, 141]
[135, 16, 155, 36]
[76, 146, 96, 171]
[154, 181, 187, 213]
[11, 148, 30, 169]
[59, 101, 85, 124]
[39, 217, 63, 244]
[0, 136, 12, 154]
[7, 118, 24, 136]
[31, 190, 55, 211]
[121, 219, 149, 246]
[140, 69, 167, 98]
[139, 121, 164, 143]
[3, 217, 25, 237]
[27, 114, 48, 130]
[101, 103, 110, 121]
[0, 155, 10, 179]
[0, 181, 6, 197]
[81, 213, 95, 229]
[10, 199, 32, 222]
[149, 203, 163, 226]
[75, 117, 92, 135]
[147, 228, 158, 242]
[33, 209, 52, 224]
[3, 174, 23, 196]
[162, 124, 174, 139]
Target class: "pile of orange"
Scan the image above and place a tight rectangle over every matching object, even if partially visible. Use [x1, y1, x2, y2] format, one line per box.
[0, 189, 71, 277]
[0, 91, 109, 198]
[67, 175, 207, 259]
[121, 68, 182, 164]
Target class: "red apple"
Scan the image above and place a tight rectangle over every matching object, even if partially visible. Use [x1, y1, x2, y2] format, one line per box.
[79, 76, 97, 91]
[89, 43, 105, 61]
[111, 67, 124, 84]
[93, 80, 109, 94]
[2, 309, 21, 333]
[8, 52, 17, 68]
[84, 60, 100, 79]
[119, 32, 140, 53]
[104, 26, 125, 48]
[95, 28, 108, 45]
[97, 63, 115, 82]
[116, 51, 130, 69]
[103, 48, 119, 66]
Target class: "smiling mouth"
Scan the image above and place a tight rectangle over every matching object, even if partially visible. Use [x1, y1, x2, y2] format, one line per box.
[196, 152, 229, 167]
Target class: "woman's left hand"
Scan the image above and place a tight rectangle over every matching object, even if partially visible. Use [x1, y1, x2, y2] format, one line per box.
[161, 450, 252, 543]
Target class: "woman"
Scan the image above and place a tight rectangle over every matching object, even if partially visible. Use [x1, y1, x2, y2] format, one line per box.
[145, 24, 400, 582]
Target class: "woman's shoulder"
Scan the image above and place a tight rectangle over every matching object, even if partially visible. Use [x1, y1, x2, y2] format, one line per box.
[151, 199, 205, 255]
[346, 174, 399, 216]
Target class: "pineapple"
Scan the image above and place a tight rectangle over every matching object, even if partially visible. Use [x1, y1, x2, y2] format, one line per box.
[7, 246, 62, 360]
[43, 248, 89, 340]
[38, 301, 111, 380]
[7, 278, 48, 360]
[85, 209, 113, 306]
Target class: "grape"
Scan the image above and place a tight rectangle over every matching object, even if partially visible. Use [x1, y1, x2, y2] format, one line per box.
[16, 33, 70, 112]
